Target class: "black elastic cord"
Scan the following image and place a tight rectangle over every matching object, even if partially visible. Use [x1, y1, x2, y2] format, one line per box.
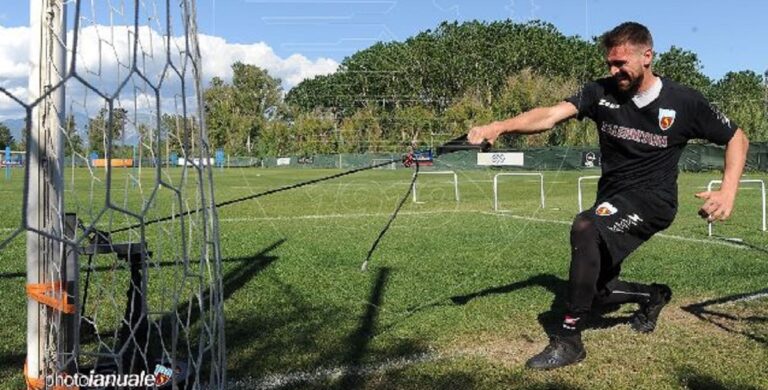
[110, 160, 397, 234]
[361, 158, 419, 271]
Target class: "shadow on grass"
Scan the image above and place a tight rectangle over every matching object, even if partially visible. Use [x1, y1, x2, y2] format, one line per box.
[449, 273, 629, 337]
[224, 266, 432, 388]
[337, 267, 390, 388]
[681, 288, 768, 345]
[711, 235, 768, 256]
[0, 351, 25, 380]
[677, 366, 762, 390]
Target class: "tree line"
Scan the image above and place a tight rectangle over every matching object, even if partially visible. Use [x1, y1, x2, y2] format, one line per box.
[2, 20, 765, 157]
[207, 20, 768, 156]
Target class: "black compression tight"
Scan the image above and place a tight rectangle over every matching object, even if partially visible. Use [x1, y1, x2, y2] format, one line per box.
[567, 216, 654, 319]
[567, 216, 603, 316]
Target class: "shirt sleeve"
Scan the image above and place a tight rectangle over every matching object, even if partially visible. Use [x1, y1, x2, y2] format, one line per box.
[688, 93, 738, 145]
[564, 81, 601, 121]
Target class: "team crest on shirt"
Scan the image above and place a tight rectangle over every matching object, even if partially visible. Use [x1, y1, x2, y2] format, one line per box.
[595, 202, 618, 217]
[658, 108, 676, 131]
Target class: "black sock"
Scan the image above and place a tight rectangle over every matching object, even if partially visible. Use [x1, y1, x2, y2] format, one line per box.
[560, 313, 586, 342]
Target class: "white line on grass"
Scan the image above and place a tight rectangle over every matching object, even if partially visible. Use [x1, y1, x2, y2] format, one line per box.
[482, 211, 750, 249]
[228, 351, 444, 390]
[226, 346, 513, 390]
[220, 209, 470, 222]
[721, 292, 768, 305]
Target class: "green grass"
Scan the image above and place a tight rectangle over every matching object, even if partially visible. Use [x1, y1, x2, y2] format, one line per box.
[0, 165, 767, 389]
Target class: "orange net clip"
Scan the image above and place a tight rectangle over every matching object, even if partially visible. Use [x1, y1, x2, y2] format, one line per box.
[26, 281, 76, 314]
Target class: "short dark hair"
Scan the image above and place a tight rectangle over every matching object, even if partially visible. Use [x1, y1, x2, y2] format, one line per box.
[600, 22, 653, 51]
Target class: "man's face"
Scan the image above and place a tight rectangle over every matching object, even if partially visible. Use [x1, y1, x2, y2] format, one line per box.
[605, 43, 652, 93]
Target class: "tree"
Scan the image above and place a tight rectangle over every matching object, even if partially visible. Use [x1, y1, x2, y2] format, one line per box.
[204, 63, 284, 156]
[292, 111, 337, 155]
[288, 20, 606, 117]
[88, 107, 127, 156]
[654, 46, 712, 95]
[386, 105, 436, 149]
[711, 70, 768, 141]
[442, 92, 493, 139]
[0, 122, 14, 149]
[256, 120, 292, 157]
[338, 107, 384, 153]
[64, 114, 83, 156]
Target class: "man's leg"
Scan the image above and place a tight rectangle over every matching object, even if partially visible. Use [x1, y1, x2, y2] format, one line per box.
[595, 277, 653, 306]
[593, 278, 672, 333]
[526, 215, 598, 370]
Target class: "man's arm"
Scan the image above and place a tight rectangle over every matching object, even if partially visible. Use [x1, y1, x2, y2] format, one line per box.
[695, 128, 749, 221]
[468, 101, 579, 145]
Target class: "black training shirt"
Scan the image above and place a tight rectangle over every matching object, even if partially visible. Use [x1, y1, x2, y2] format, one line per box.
[565, 76, 737, 204]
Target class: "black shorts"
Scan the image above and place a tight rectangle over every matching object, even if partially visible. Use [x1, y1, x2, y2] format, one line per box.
[579, 189, 677, 265]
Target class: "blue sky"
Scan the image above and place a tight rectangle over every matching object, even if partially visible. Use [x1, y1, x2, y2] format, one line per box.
[1, 0, 767, 80]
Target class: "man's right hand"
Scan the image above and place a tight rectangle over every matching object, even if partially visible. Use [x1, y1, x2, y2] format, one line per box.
[468, 123, 500, 145]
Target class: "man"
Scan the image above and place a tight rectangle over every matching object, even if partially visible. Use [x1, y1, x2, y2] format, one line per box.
[468, 22, 749, 370]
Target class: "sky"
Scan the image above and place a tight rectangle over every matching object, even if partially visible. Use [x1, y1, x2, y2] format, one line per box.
[0, 0, 766, 122]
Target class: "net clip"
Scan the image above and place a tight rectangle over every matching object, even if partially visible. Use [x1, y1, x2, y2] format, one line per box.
[26, 281, 75, 314]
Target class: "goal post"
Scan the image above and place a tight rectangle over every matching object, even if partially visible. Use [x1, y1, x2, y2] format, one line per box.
[13, 1, 227, 388]
[26, 0, 68, 384]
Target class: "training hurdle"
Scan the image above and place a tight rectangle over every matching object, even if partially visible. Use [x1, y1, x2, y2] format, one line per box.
[493, 172, 545, 211]
[372, 159, 397, 170]
[412, 171, 459, 203]
[577, 175, 601, 212]
[706, 179, 766, 236]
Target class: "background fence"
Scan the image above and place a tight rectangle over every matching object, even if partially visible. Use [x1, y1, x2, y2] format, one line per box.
[53, 142, 768, 172]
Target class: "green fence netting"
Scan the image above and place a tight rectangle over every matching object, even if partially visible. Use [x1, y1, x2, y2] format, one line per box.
[58, 142, 768, 171]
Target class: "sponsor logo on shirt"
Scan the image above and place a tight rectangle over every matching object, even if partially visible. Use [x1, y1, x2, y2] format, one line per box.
[658, 108, 676, 131]
[709, 103, 731, 127]
[600, 122, 668, 148]
[598, 99, 620, 109]
[607, 213, 644, 233]
[595, 202, 618, 216]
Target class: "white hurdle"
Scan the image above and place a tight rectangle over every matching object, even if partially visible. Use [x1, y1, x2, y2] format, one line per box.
[412, 171, 460, 203]
[493, 172, 545, 211]
[577, 175, 601, 212]
[706, 179, 766, 236]
[372, 159, 396, 170]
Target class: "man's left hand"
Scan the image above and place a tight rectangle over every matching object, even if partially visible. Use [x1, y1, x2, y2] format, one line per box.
[695, 190, 736, 221]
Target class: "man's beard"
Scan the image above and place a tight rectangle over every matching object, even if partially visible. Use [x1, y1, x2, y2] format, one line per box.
[615, 71, 643, 96]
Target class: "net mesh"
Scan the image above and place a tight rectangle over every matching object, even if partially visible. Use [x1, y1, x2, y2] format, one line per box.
[0, 0, 225, 388]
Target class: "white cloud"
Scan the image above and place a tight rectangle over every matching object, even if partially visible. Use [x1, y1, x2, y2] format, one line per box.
[196, 34, 339, 90]
[0, 23, 339, 121]
[0, 26, 30, 81]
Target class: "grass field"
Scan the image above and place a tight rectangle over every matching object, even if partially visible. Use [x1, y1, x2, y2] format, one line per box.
[1, 165, 767, 389]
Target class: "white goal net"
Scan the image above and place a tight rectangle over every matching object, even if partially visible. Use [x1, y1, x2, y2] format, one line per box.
[0, 1, 225, 388]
